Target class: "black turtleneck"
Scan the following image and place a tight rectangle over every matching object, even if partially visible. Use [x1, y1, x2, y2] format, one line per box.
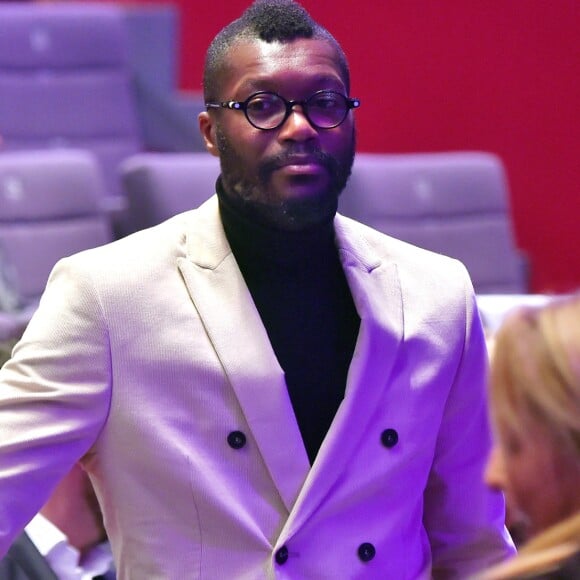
[218, 183, 360, 464]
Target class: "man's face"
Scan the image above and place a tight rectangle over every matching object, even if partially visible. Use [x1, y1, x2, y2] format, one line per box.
[200, 38, 356, 229]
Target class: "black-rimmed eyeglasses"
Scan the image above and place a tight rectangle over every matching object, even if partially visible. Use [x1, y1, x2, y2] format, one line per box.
[205, 90, 361, 131]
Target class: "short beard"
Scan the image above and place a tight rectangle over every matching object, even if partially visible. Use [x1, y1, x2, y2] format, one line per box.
[215, 125, 355, 230]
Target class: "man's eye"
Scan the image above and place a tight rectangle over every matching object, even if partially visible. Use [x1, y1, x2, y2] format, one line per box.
[312, 96, 340, 110]
[247, 97, 278, 113]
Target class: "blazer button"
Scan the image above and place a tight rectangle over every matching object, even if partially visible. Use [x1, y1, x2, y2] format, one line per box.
[358, 542, 376, 562]
[275, 545, 289, 565]
[227, 430, 247, 449]
[381, 428, 399, 448]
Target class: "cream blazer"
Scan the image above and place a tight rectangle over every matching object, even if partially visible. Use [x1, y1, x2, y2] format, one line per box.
[0, 196, 514, 579]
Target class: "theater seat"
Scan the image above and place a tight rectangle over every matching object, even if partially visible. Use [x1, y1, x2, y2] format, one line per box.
[119, 152, 220, 232]
[338, 151, 528, 294]
[0, 3, 143, 231]
[0, 150, 113, 342]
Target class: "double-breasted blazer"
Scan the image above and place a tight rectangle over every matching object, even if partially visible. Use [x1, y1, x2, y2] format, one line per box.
[0, 196, 513, 578]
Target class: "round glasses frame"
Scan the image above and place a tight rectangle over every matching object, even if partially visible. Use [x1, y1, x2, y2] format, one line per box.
[205, 90, 361, 131]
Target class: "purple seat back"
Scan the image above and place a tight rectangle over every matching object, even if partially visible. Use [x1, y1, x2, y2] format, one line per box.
[120, 153, 220, 232]
[0, 150, 113, 339]
[338, 152, 528, 294]
[0, 3, 142, 212]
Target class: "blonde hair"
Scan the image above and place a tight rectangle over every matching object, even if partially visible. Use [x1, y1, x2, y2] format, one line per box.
[489, 293, 580, 458]
[480, 296, 580, 579]
[479, 512, 580, 579]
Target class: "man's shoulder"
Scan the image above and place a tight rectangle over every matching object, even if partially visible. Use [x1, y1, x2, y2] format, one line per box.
[336, 214, 476, 320]
[336, 213, 469, 277]
[60, 207, 201, 276]
[78, 196, 218, 265]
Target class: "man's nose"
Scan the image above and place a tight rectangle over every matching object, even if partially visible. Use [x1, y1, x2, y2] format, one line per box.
[278, 104, 318, 140]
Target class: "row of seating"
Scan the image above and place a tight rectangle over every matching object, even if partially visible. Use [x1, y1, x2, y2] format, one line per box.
[0, 2, 206, 236]
[0, 148, 528, 342]
[0, 150, 113, 340]
[0, 3, 528, 343]
[122, 150, 528, 295]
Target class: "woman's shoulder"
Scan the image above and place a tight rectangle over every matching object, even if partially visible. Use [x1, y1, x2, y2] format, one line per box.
[530, 548, 580, 579]
[477, 546, 579, 579]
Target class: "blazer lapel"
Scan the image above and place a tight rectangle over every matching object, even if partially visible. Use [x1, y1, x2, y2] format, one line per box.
[178, 201, 403, 526]
[281, 215, 404, 537]
[177, 197, 310, 512]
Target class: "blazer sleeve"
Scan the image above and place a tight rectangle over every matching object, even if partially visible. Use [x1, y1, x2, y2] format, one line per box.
[423, 277, 515, 578]
[0, 256, 111, 557]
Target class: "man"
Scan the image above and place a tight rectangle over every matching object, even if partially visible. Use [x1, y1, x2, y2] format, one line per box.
[0, 1, 514, 577]
[0, 464, 114, 579]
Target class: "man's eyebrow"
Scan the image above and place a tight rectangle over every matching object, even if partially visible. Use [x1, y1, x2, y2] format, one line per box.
[235, 75, 346, 95]
[236, 79, 270, 93]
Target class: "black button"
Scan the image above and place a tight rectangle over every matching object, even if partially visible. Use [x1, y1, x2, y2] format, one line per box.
[275, 545, 289, 565]
[227, 430, 246, 449]
[358, 542, 376, 562]
[381, 428, 399, 448]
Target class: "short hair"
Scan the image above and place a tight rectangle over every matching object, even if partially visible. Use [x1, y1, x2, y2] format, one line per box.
[489, 293, 580, 458]
[203, 0, 350, 101]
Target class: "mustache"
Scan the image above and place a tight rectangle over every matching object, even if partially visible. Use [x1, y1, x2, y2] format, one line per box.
[258, 148, 338, 181]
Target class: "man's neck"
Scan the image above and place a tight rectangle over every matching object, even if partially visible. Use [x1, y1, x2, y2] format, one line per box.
[217, 177, 338, 232]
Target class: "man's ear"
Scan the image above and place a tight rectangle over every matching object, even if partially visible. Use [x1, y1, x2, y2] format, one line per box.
[199, 111, 219, 157]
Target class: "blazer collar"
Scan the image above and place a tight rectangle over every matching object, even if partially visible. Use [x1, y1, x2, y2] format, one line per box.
[178, 197, 308, 512]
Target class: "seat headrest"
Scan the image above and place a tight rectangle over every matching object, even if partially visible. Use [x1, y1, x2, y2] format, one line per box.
[0, 4, 128, 69]
[0, 150, 104, 221]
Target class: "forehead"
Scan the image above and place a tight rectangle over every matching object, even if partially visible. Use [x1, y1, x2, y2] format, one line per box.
[221, 38, 346, 96]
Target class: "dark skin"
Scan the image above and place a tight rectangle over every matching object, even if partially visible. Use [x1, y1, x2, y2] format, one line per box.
[199, 37, 356, 231]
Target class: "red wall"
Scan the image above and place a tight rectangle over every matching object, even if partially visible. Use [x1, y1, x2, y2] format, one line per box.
[134, 1, 580, 293]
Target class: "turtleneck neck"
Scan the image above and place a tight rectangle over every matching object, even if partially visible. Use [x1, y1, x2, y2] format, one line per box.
[217, 177, 336, 269]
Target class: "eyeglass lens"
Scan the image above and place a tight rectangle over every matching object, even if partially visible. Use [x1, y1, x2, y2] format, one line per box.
[246, 92, 350, 130]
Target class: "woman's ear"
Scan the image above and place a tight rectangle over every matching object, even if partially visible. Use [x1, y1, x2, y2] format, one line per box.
[199, 111, 219, 157]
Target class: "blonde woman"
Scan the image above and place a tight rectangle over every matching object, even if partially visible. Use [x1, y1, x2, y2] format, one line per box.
[481, 294, 580, 578]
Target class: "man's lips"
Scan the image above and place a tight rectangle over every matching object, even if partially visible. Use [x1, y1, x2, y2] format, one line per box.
[274, 156, 325, 174]
[259, 150, 334, 183]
